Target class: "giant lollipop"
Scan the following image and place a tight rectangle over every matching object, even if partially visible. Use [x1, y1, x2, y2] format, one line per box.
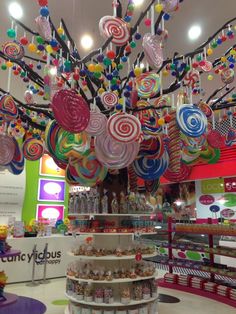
[142, 33, 163, 70]
[0, 94, 18, 122]
[85, 111, 107, 136]
[35, 16, 52, 41]
[136, 72, 160, 98]
[168, 110, 182, 173]
[22, 138, 45, 161]
[7, 139, 24, 175]
[51, 89, 90, 133]
[0, 134, 15, 165]
[138, 137, 164, 159]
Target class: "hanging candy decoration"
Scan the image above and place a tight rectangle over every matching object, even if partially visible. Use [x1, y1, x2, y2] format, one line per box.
[35, 16, 52, 41]
[0, 94, 18, 121]
[66, 151, 108, 187]
[200, 60, 213, 72]
[176, 104, 207, 138]
[198, 101, 213, 118]
[7, 138, 24, 175]
[221, 68, 235, 84]
[183, 69, 200, 88]
[0, 134, 15, 165]
[136, 72, 160, 98]
[99, 16, 130, 46]
[100, 91, 119, 108]
[168, 110, 181, 173]
[95, 132, 140, 169]
[133, 149, 169, 180]
[107, 112, 142, 143]
[161, 0, 179, 12]
[51, 89, 90, 133]
[24, 90, 34, 104]
[142, 33, 163, 70]
[181, 148, 200, 165]
[163, 163, 191, 182]
[85, 111, 108, 136]
[138, 137, 164, 159]
[2, 41, 25, 61]
[22, 138, 45, 161]
[128, 165, 138, 192]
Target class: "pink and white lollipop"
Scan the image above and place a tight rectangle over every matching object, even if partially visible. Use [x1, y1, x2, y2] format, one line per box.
[24, 90, 34, 104]
[221, 68, 235, 84]
[99, 16, 130, 46]
[107, 113, 142, 143]
[0, 134, 15, 165]
[35, 16, 52, 41]
[184, 69, 200, 88]
[101, 91, 118, 108]
[200, 60, 213, 72]
[85, 111, 107, 136]
[142, 33, 163, 70]
[95, 132, 140, 169]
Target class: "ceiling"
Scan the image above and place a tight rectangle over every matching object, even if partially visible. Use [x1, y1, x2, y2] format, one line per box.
[0, 0, 236, 103]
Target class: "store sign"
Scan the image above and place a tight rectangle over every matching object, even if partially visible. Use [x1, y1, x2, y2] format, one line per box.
[40, 154, 65, 177]
[38, 178, 65, 202]
[1, 236, 74, 283]
[224, 177, 236, 192]
[0, 169, 25, 224]
[36, 204, 64, 221]
[201, 178, 224, 194]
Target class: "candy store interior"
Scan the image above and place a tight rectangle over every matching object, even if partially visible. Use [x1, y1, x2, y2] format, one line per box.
[1, 0, 236, 314]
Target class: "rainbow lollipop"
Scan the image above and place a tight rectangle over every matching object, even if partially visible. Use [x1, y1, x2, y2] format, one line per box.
[136, 72, 160, 98]
[22, 138, 45, 161]
[0, 94, 18, 122]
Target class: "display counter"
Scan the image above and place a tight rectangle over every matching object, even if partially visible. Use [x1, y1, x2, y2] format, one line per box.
[0, 235, 74, 283]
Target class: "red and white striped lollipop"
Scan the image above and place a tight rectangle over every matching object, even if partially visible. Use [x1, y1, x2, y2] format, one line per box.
[184, 69, 200, 88]
[200, 60, 213, 72]
[107, 113, 142, 143]
[99, 16, 130, 46]
[101, 91, 118, 108]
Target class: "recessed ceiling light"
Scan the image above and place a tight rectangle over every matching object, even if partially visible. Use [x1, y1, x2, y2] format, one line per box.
[80, 34, 93, 50]
[188, 25, 202, 40]
[8, 2, 23, 19]
[133, 0, 144, 6]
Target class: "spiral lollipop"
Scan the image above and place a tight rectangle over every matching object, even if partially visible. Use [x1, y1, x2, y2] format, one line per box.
[107, 113, 142, 143]
[22, 138, 45, 161]
[0, 94, 18, 122]
[176, 104, 207, 137]
[128, 165, 138, 192]
[45, 120, 60, 159]
[101, 92, 118, 109]
[168, 110, 182, 173]
[66, 151, 108, 187]
[221, 68, 235, 84]
[99, 16, 130, 46]
[2, 41, 24, 60]
[95, 132, 140, 169]
[225, 128, 236, 146]
[52, 89, 90, 133]
[35, 16, 52, 41]
[138, 137, 164, 159]
[181, 133, 206, 152]
[164, 163, 191, 182]
[133, 150, 169, 180]
[85, 111, 107, 136]
[136, 72, 160, 98]
[0, 134, 15, 165]
[183, 70, 200, 88]
[24, 90, 34, 104]
[200, 60, 213, 72]
[7, 139, 24, 175]
[142, 33, 163, 70]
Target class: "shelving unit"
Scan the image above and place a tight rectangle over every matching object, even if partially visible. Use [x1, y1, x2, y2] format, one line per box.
[147, 217, 236, 307]
[65, 214, 159, 314]
[68, 213, 155, 217]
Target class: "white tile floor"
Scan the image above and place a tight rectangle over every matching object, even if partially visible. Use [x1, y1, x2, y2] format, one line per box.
[6, 277, 236, 314]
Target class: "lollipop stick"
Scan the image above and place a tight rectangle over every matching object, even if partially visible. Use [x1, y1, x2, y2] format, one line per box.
[151, 4, 155, 36]
[160, 70, 163, 96]
[7, 66, 12, 94]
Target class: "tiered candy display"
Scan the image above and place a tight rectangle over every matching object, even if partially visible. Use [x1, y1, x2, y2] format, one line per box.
[0, 0, 235, 187]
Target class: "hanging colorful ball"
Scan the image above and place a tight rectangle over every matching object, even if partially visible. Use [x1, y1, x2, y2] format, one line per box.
[144, 19, 151, 27]
[88, 64, 95, 72]
[57, 27, 64, 35]
[107, 50, 116, 59]
[157, 117, 165, 126]
[134, 67, 142, 77]
[38, 0, 48, 5]
[207, 74, 213, 81]
[1, 64, 7, 70]
[40, 6, 49, 17]
[7, 28, 16, 39]
[155, 3, 164, 13]
[207, 48, 213, 56]
[6, 61, 13, 68]
[20, 36, 29, 46]
[28, 43, 37, 53]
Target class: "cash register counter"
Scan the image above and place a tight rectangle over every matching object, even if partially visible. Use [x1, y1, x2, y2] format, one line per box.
[0, 235, 74, 283]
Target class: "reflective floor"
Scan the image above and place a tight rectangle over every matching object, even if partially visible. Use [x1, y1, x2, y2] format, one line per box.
[5, 277, 236, 314]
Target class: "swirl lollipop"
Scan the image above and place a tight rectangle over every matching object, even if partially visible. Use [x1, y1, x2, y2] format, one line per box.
[225, 128, 236, 146]
[176, 104, 207, 137]
[55, 130, 90, 161]
[181, 133, 206, 152]
[168, 110, 181, 172]
[101, 91, 118, 108]
[142, 33, 163, 70]
[184, 70, 200, 88]
[24, 90, 34, 104]
[164, 163, 191, 182]
[200, 60, 213, 72]
[161, 0, 179, 12]
[0, 94, 18, 122]
[85, 111, 107, 136]
[66, 151, 108, 187]
[95, 132, 140, 169]
[221, 68, 234, 84]
[133, 150, 169, 180]
[198, 101, 213, 118]
[138, 137, 164, 159]
[0, 134, 15, 165]
[45, 120, 60, 159]
[7, 138, 24, 175]
[22, 138, 45, 161]
[99, 16, 130, 46]
[107, 113, 142, 143]
[52, 89, 90, 133]
[35, 16, 52, 41]
[2, 41, 24, 60]
[136, 72, 160, 98]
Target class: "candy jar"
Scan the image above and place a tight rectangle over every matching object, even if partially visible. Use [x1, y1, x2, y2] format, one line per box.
[74, 193, 81, 213]
[84, 284, 93, 302]
[120, 191, 128, 214]
[128, 192, 137, 213]
[111, 192, 119, 214]
[104, 287, 114, 304]
[133, 283, 143, 300]
[142, 283, 151, 300]
[101, 190, 108, 213]
[121, 287, 131, 304]
[87, 192, 93, 213]
[69, 194, 74, 214]
[77, 283, 84, 300]
[95, 288, 104, 303]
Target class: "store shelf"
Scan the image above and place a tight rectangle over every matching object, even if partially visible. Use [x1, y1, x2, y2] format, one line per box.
[70, 232, 156, 236]
[0, 250, 21, 258]
[67, 252, 157, 260]
[68, 213, 155, 217]
[67, 271, 158, 283]
[157, 278, 236, 308]
[65, 293, 158, 307]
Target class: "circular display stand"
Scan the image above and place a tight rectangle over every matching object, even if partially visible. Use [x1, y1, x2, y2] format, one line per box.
[0, 293, 18, 307]
[0, 296, 47, 314]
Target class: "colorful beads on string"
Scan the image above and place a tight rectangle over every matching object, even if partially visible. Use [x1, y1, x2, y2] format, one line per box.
[155, 3, 164, 13]
[20, 36, 29, 46]
[7, 28, 16, 39]
[40, 6, 49, 17]
[144, 18, 151, 27]
[38, 0, 48, 6]
[28, 43, 37, 53]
